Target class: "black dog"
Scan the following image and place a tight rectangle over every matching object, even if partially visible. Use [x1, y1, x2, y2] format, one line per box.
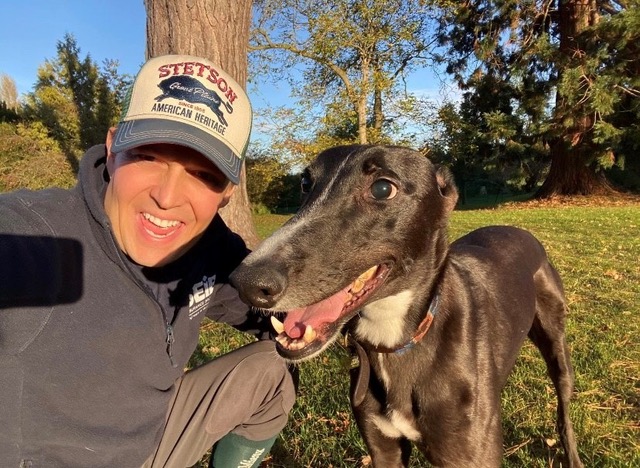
[230, 145, 583, 467]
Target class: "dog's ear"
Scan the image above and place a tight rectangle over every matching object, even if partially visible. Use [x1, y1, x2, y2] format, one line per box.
[435, 166, 459, 213]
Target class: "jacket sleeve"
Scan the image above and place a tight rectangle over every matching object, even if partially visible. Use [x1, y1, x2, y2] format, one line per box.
[204, 283, 273, 340]
[202, 218, 273, 339]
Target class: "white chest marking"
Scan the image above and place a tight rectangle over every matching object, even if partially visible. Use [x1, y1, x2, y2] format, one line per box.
[354, 289, 414, 348]
[371, 410, 422, 442]
[377, 353, 390, 391]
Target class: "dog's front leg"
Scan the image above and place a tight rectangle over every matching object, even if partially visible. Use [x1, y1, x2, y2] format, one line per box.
[350, 350, 411, 467]
[352, 396, 412, 467]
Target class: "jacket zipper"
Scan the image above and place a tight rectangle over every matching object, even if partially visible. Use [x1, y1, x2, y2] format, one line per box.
[165, 323, 177, 368]
[111, 238, 179, 368]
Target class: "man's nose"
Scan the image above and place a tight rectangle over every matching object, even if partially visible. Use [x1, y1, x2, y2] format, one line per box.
[150, 165, 186, 208]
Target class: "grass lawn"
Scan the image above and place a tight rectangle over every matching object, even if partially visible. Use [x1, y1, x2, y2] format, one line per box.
[192, 200, 639, 467]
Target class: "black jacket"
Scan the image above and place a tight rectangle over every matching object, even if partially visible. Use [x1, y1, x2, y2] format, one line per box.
[0, 145, 266, 467]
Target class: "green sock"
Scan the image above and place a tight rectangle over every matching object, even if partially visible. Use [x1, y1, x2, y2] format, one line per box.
[209, 432, 277, 468]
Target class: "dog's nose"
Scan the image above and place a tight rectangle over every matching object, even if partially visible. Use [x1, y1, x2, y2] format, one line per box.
[230, 264, 288, 309]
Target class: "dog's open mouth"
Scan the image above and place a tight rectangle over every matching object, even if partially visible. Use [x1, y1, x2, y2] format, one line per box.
[270, 264, 390, 360]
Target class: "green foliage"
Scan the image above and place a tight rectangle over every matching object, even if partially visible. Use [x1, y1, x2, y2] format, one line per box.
[434, 0, 640, 195]
[246, 152, 288, 208]
[26, 74, 81, 152]
[429, 90, 549, 200]
[0, 100, 20, 123]
[0, 34, 131, 191]
[23, 33, 130, 157]
[246, 149, 301, 212]
[0, 121, 75, 192]
[251, 0, 439, 145]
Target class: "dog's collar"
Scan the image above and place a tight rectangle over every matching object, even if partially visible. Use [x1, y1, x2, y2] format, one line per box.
[371, 293, 440, 355]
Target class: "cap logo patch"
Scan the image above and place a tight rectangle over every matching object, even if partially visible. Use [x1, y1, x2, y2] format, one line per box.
[111, 54, 252, 185]
[155, 75, 232, 126]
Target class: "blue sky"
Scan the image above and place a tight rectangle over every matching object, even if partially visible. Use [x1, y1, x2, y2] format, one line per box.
[1, 1, 147, 97]
[0, 1, 455, 144]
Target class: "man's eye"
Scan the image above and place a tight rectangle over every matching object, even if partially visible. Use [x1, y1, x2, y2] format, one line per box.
[129, 152, 157, 163]
[193, 171, 227, 189]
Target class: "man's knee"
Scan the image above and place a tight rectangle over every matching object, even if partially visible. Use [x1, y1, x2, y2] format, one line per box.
[233, 341, 296, 415]
[203, 341, 296, 440]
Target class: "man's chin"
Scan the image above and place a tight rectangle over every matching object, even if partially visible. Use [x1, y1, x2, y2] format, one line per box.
[126, 226, 203, 267]
[127, 244, 188, 268]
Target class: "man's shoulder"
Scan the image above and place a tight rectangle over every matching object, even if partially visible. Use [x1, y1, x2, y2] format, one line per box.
[0, 187, 80, 235]
[193, 215, 250, 276]
[210, 215, 250, 254]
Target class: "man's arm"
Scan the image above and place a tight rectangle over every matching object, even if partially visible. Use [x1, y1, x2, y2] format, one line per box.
[204, 283, 274, 339]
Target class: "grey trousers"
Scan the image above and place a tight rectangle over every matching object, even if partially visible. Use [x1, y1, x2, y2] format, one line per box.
[142, 340, 296, 468]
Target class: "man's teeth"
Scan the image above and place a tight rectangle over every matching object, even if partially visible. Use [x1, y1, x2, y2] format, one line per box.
[271, 317, 318, 351]
[143, 212, 180, 228]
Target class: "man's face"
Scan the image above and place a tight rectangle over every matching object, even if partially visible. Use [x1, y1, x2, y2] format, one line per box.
[104, 129, 235, 267]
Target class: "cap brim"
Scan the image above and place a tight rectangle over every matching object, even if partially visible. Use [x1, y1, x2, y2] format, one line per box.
[111, 119, 242, 185]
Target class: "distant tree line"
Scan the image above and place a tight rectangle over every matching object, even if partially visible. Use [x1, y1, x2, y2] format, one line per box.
[0, 34, 131, 191]
[3, 1, 640, 207]
[250, 0, 640, 201]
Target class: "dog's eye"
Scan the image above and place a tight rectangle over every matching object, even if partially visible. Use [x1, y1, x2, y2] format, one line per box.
[370, 179, 397, 200]
[301, 174, 313, 194]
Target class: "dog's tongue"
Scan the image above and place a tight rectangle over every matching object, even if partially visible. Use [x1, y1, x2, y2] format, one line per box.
[283, 286, 351, 339]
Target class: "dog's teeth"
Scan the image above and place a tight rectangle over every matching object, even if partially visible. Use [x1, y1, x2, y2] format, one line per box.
[286, 338, 299, 350]
[359, 265, 379, 282]
[289, 339, 304, 351]
[276, 334, 291, 349]
[350, 266, 379, 294]
[271, 315, 285, 334]
[351, 278, 365, 293]
[303, 325, 317, 343]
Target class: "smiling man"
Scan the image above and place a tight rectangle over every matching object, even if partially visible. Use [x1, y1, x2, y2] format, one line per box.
[103, 141, 236, 267]
[0, 55, 295, 468]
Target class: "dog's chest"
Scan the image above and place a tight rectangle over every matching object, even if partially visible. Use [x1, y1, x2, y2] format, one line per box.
[369, 353, 422, 442]
[355, 289, 415, 348]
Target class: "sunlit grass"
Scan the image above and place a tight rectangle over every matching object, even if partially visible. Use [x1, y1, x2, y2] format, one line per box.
[194, 203, 639, 467]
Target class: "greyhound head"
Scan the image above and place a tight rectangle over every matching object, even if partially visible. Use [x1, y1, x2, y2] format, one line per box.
[230, 145, 458, 361]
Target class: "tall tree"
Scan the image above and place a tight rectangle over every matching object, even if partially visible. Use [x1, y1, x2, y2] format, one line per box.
[25, 34, 127, 168]
[27, 59, 82, 166]
[435, 0, 639, 197]
[145, 0, 259, 247]
[251, 0, 437, 144]
[0, 74, 19, 109]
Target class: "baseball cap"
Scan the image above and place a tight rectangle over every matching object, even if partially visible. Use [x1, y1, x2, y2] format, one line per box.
[111, 54, 252, 185]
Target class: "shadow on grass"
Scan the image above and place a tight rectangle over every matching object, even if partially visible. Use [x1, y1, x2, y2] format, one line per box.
[456, 192, 535, 211]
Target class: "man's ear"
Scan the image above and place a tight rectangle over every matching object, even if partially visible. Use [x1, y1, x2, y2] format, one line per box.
[105, 127, 117, 153]
[105, 127, 118, 176]
[219, 184, 236, 209]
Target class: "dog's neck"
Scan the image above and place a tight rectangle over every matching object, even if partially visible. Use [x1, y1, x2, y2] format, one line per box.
[362, 292, 440, 355]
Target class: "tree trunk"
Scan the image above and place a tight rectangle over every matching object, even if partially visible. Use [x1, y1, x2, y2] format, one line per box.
[537, 0, 612, 198]
[372, 88, 383, 143]
[357, 59, 369, 144]
[538, 137, 613, 196]
[145, 0, 260, 248]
